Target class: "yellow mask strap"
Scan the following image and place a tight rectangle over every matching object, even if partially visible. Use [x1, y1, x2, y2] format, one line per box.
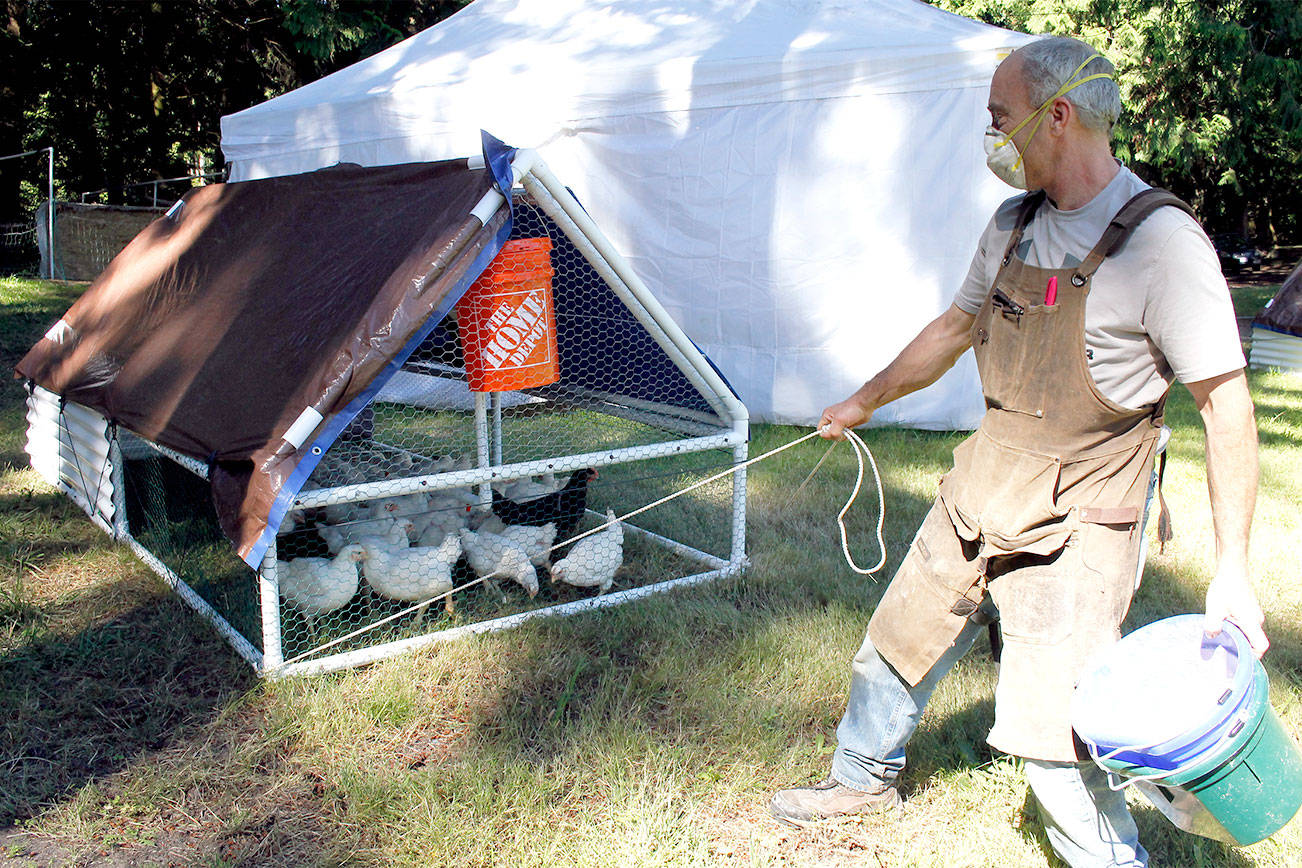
[995, 53, 1113, 170]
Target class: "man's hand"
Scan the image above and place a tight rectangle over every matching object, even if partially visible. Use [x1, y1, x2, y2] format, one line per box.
[1204, 564, 1269, 658]
[818, 396, 872, 440]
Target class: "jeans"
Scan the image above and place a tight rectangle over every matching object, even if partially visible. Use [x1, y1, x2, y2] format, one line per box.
[830, 629, 1148, 868]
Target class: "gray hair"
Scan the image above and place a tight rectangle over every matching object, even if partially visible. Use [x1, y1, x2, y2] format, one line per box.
[1018, 36, 1121, 133]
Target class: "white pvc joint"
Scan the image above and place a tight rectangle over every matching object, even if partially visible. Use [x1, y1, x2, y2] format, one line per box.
[470, 188, 505, 225]
[282, 406, 324, 449]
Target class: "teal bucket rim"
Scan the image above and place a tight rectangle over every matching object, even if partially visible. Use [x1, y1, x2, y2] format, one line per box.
[1085, 659, 1270, 789]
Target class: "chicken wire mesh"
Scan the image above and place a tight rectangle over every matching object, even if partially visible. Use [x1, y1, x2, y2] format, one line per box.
[113, 186, 746, 674]
[117, 430, 263, 650]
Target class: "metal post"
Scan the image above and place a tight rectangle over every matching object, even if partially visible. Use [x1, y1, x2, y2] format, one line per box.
[474, 392, 491, 504]
[46, 147, 54, 279]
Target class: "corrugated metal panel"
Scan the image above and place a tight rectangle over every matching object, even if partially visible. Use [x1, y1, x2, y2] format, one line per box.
[24, 386, 116, 524]
[1249, 328, 1302, 371]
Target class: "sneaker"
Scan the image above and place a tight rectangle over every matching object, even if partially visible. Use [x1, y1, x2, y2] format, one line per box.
[769, 777, 901, 823]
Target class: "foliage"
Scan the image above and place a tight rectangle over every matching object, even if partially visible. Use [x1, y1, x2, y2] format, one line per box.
[0, 0, 469, 219]
[928, 0, 1302, 243]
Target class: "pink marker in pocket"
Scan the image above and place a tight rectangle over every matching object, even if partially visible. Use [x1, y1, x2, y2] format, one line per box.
[1044, 276, 1058, 306]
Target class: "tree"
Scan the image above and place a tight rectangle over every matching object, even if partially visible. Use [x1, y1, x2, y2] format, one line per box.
[928, 0, 1302, 243]
[1, 0, 468, 213]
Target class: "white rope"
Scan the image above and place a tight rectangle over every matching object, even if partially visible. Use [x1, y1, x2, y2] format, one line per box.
[835, 428, 889, 576]
[277, 428, 829, 668]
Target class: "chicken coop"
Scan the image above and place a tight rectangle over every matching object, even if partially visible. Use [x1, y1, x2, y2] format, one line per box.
[19, 142, 749, 677]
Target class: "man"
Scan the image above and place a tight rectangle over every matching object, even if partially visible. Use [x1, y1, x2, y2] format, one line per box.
[770, 36, 1269, 868]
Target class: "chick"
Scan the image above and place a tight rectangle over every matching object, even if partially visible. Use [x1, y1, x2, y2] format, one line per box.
[551, 509, 623, 596]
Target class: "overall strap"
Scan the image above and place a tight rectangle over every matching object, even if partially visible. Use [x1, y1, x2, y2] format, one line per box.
[1071, 188, 1197, 286]
[999, 190, 1048, 266]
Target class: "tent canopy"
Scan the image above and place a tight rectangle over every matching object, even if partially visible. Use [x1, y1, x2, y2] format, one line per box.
[1254, 261, 1302, 337]
[221, 0, 1033, 429]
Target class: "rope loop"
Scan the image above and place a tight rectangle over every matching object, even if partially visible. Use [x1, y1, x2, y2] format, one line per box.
[834, 428, 888, 576]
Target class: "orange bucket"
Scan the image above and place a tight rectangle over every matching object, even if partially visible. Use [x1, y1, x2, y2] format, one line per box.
[456, 237, 560, 392]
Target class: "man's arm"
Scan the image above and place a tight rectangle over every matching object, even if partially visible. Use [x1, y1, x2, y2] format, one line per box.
[1185, 368, 1268, 657]
[819, 303, 976, 439]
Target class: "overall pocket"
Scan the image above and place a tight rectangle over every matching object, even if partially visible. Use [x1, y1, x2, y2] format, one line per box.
[974, 291, 1061, 418]
[939, 429, 1072, 556]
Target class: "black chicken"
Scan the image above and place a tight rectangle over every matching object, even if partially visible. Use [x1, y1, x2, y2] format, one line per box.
[491, 467, 598, 541]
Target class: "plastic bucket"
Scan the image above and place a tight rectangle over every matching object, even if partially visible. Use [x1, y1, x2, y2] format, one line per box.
[457, 237, 560, 392]
[1072, 615, 1302, 845]
[1073, 615, 1257, 770]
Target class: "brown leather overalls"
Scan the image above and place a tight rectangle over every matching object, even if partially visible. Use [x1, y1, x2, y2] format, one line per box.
[867, 189, 1195, 761]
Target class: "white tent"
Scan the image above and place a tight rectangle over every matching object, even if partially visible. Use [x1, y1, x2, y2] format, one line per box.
[221, 0, 1032, 429]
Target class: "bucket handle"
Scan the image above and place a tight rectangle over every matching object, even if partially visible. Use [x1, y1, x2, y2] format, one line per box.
[1081, 621, 1254, 792]
[1082, 721, 1247, 791]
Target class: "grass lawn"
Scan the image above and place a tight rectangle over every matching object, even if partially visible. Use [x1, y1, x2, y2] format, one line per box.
[1, 274, 1300, 866]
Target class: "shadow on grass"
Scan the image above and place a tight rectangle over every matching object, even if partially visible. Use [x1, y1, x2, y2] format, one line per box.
[0, 578, 254, 825]
[0, 564, 373, 866]
[396, 410, 1300, 863]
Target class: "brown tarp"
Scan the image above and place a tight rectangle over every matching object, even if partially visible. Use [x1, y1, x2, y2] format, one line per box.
[17, 160, 508, 564]
[1254, 260, 1302, 338]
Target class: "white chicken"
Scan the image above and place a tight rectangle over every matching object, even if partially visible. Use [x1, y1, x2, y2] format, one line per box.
[503, 472, 562, 501]
[551, 509, 623, 595]
[323, 500, 369, 527]
[373, 493, 429, 522]
[470, 510, 507, 535]
[277, 543, 366, 624]
[413, 453, 472, 476]
[349, 518, 414, 553]
[382, 450, 415, 478]
[318, 511, 405, 554]
[411, 490, 477, 542]
[496, 521, 558, 568]
[458, 528, 539, 598]
[359, 532, 463, 622]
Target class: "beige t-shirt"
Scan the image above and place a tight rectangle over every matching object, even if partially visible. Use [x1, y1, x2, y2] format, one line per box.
[955, 166, 1245, 409]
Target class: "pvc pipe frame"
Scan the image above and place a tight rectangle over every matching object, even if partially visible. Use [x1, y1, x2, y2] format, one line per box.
[264, 149, 751, 677]
[265, 152, 750, 678]
[74, 148, 750, 679]
[271, 561, 745, 679]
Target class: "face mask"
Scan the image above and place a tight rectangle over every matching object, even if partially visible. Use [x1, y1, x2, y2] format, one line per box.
[985, 125, 1028, 189]
[984, 53, 1113, 189]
